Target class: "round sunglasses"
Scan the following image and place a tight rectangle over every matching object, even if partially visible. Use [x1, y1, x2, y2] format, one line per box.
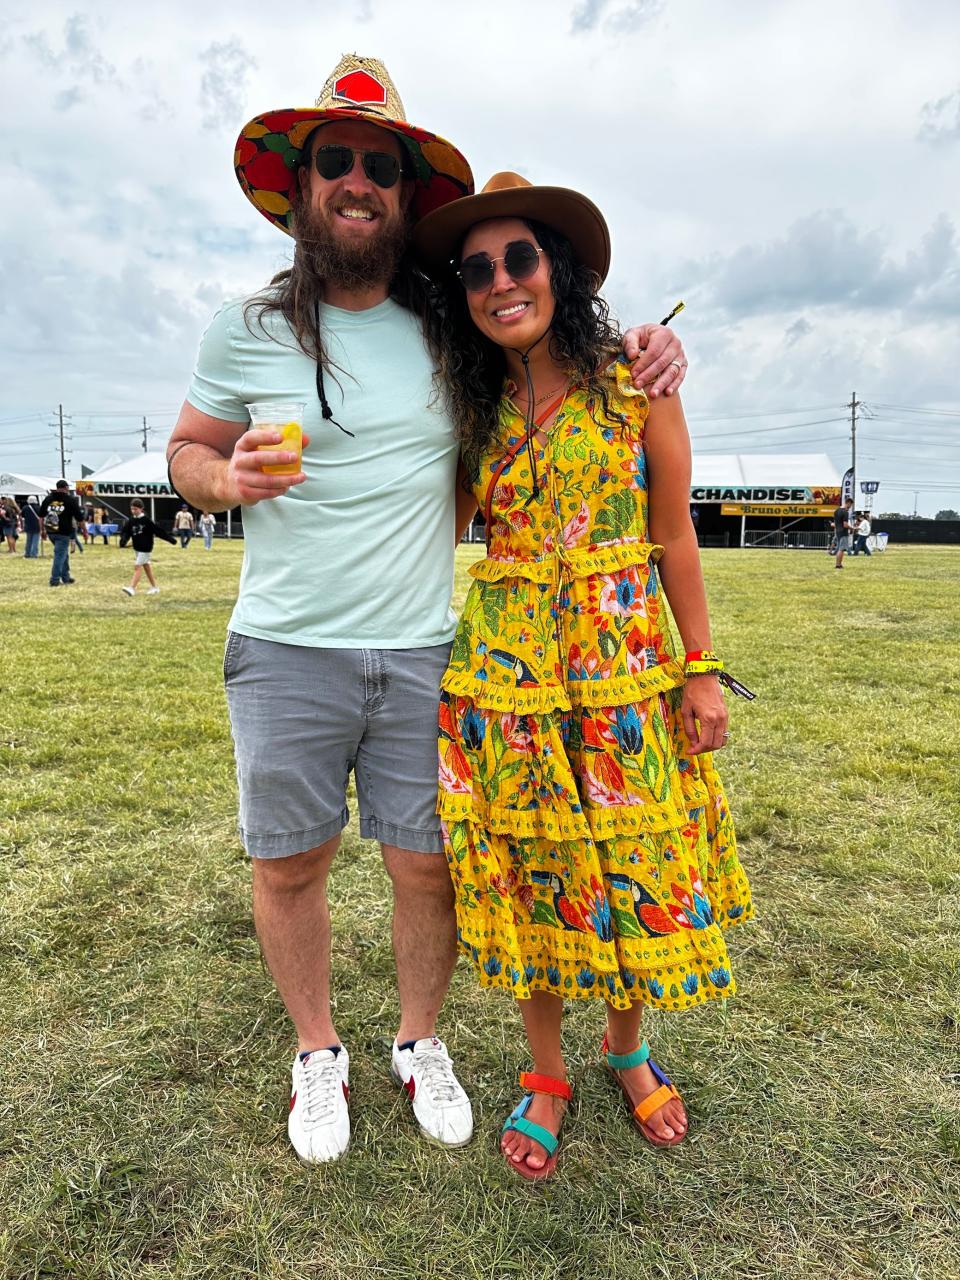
[313, 144, 402, 190]
[457, 240, 543, 293]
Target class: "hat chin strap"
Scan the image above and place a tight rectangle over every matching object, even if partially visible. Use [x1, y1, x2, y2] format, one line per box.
[508, 327, 552, 502]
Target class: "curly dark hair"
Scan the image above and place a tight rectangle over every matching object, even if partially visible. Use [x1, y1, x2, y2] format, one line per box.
[428, 219, 622, 481]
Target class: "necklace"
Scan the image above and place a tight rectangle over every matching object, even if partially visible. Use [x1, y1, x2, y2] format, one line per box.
[513, 383, 569, 409]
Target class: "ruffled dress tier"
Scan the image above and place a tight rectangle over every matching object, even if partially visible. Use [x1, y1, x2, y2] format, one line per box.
[439, 365, 752, 1012]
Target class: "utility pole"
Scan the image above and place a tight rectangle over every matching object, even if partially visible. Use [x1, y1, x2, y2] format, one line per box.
[58, 404, 68, 478]
[848, 390, 859, 502]
[142, 416, 149, 453]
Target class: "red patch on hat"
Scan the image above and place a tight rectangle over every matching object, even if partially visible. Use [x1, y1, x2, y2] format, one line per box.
[334, 70, 387, 106]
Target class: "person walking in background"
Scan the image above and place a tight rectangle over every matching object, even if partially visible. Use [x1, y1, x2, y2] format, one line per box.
[1, 497, 20, 553]
[833, 498, 854, 570]
[94, 506, 110, 544]
[851, 511, 872, 556]
[21, 496, 42, 558]
[119, 499, 177, 596]
[39, 481, 85, 587]
[174, 503, 195, 548]
[198, 511, 216, 550]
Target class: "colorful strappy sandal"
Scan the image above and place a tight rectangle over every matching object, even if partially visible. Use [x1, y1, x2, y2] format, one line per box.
[601, 1035, 687, 1148]
[501, 1072, 573, 1181]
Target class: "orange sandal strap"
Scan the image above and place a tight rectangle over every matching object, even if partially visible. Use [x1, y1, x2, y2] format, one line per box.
[519, 1071, 573, 1101]
[633, 1082, 679, 1127]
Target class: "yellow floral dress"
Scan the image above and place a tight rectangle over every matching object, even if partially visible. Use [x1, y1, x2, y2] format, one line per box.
[438, 364, 753, 1012]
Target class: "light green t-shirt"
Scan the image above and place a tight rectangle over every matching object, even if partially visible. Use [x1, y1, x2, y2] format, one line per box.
[187, 297, 459, 648]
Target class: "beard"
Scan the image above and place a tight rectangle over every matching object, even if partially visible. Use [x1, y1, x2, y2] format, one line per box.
[293, 197, 410, 293]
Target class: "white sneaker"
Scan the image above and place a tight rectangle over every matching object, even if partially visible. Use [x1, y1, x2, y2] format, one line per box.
[391, 1037, 473, 1146]
[147, 587, 160, 594]
[121, 586, 134, 596]
[288, 1047, 351, 1163]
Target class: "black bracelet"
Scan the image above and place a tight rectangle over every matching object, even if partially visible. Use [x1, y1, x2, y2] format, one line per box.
[166, 440, 208, 502]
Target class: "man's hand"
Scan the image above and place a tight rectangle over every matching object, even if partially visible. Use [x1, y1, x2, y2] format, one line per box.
[621, 325, 687, 399]
[219, 428, 311, 507]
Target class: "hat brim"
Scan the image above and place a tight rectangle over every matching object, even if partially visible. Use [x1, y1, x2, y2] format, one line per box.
[411, 185, 611, 284]
[234, 106, 474, 236]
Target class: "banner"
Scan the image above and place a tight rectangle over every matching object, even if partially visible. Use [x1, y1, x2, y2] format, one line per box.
[841, 467, 855, 505]
[721, 504, 836, 518]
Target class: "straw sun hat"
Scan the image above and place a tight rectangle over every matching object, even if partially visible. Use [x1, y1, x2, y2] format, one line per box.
[234, 52, 474, 235]
[412, 170, 611, 283]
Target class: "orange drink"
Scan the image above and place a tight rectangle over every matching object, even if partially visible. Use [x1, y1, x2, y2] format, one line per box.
[245, 401, 306, 476]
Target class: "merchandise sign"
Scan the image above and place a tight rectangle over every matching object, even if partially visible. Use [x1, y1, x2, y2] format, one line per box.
[692, 485, 842, 505]
[93, 481, 174, 496]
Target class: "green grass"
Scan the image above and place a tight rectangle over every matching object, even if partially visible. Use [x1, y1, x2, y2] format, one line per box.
[1, 540, 959, 1280]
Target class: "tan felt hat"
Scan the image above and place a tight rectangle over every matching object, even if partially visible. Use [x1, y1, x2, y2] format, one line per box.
[412, 170, 611, 282]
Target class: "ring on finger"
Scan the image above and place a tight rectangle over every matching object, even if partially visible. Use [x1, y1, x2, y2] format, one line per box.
[668, 359, 683, 371]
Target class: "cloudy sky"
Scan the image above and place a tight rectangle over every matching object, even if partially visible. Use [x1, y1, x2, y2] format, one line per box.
[2, 0, 958, 514]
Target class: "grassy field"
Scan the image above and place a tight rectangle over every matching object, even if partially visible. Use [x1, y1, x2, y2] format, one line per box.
[1, 539, 958, 1280]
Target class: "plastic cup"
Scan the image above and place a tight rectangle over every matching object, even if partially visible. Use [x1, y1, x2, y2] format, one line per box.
[245, 401, 306, 476]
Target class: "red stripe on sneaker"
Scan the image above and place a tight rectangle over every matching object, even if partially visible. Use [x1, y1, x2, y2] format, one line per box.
[342, 1083, 350, 1101]
[290, 1091, 297, 1112]
[404, 1078, 416, 1100]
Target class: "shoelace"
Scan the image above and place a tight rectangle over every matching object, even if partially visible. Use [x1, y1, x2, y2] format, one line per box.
[300, 1056, 343, 1124]
[414, 1048, 461, 1104]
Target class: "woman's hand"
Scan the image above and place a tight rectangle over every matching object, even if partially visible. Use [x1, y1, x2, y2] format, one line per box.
[680, 675, 729, 754]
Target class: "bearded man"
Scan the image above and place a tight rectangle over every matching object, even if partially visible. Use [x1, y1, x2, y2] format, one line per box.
[166, 53, 688, 1164]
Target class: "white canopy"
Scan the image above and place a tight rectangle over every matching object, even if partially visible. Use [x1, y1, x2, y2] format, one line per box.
[0, 468, 59, 497]
[691, 453, 841, 487]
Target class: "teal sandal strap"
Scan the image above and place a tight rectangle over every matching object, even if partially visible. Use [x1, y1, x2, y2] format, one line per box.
[605, 1039, 651, 1071]
[503, 1113, 559, 1157]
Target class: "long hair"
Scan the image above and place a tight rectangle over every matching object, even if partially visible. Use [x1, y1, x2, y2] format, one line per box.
[428, 219, 622, 481]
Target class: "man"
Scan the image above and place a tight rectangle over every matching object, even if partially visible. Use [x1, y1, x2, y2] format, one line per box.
[833, 498, 855, 569]
[21, 497, 42, 559]
[167, 53, 689, 1164]
[39, 481, 84, 587]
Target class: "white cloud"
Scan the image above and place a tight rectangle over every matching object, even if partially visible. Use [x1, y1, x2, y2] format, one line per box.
[1, 0, 958, 512]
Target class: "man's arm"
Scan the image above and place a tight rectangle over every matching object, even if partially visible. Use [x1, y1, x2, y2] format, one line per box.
[166, 400, 310, 512]
[621, 324, 687, 399]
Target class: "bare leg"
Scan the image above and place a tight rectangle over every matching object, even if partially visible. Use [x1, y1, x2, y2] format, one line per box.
[129, 565, 143, 591]
[252, 836, 341, 1051]
[381, 845, 457, 1044]
[501, 992, 568, 1172]
[605, 1001, 687, 1141]
[144, 563, 158, 587]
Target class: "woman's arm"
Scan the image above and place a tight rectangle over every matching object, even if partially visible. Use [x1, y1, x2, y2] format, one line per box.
[644, 393, 728, 755]
[455, 459, 479, 545]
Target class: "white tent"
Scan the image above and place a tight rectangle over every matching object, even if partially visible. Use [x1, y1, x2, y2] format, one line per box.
[691, 453, 842, 491]
[0, 469, 59, 497]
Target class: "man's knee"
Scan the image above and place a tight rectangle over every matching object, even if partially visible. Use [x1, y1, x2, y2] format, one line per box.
[252, 836, 340, 893]
[383, 846, 452, 896]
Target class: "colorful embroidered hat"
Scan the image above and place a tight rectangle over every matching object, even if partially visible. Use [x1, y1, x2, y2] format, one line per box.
[412, 170, 611, 283]
[234, 53, 474, 235]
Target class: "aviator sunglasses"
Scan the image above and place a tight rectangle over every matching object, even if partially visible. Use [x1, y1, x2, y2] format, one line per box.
[313, 144, 403, 189]
[457, 240, 544, 293]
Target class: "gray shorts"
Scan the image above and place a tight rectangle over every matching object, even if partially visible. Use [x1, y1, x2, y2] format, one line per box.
[223, 632, 450, 858]
[836, 535, 851, 553]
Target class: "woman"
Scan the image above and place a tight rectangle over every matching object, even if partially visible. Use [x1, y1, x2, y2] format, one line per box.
[198, 511, 216, 550]
[413, 174, 753, 1179]
[1, 497, 20, 553]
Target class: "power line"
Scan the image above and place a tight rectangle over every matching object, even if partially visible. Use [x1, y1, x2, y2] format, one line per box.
[685, 403, 844, 421]
[689, 415, 848, 441]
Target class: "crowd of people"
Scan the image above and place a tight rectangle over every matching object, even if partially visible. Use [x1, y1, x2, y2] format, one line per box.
[1, 486, 219, 592]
